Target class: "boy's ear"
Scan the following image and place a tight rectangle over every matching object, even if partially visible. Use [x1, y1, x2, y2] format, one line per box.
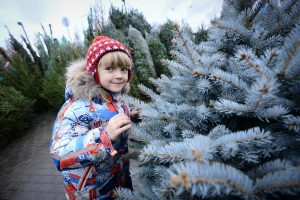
[128, 69, 131, 81]
[122, 83, 130, 94]
[94, 70, 100, 84]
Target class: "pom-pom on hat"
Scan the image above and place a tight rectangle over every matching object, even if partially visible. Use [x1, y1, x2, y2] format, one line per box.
[85, 36, 132, 83]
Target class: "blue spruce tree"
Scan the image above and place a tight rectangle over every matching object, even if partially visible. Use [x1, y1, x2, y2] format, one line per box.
[117, 0, 300, 199]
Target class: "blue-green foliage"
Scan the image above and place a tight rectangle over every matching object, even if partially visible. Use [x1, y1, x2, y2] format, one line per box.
[120, 0, 300, 199]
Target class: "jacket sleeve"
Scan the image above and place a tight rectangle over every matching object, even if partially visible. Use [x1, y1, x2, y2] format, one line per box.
[50, 100, 117, 171]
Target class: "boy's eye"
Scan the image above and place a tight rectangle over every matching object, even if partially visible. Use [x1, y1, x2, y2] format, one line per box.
[122, 68, 128, 72]
[105, 67, 113, 71]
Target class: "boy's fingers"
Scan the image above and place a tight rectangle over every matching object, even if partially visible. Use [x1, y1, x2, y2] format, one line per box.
[120, 119, 131, 127]
[112, 118, 130, 129]
[110, 114, 129, 122]
[117, 124, 131, 134]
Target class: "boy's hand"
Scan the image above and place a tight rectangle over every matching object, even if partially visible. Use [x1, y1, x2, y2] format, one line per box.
[106, 114, 131, 141]
[130, 108, 140, 120]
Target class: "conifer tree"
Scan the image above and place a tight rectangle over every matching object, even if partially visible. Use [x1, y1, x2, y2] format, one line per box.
[158, 20, 176, 59]
[0, 33, 44, 108]
[128, 26, 157, 88]
[146, 32, 170, 77]
[109, 6, 151, 37]
[84, 3, 128, 47]
[0, 86, 34, 147]
[194, 25, 208, 44]
[84, 8, 96, 46]
[40, 33, 86, 109]
[119, 0, 300, 199]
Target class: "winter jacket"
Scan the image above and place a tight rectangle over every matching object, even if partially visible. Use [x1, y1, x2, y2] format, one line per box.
[50, 60, 132, 200]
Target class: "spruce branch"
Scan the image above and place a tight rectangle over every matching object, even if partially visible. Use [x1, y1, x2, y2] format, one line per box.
[169, 162, 254, 198]
[130, 125, 156, 143]
[264, 49, 279, 69]
[279, 39, 300, 79]
[258, 105, 289, 120]
[123, 95, 148, 109]
[192, 68, 248, 90]
[130, 166, 153, 177]
[140, 142, 188, 164]
[212, 127, 275, 162]
[254, 167, 300, 196]
[140, 135, 213, 164]
[253, 81, 269, 112]
[181, 130, 198, 138]
[213, 99, 248, 114]
[211, 19, 251, 40]
[174, 24, 196, 65]
[113, 187, 135, 200]
[238, 49, 271, 80]
[282, 115, 300, 133]
[245, 77, 281, 117]
[138, 84, 159, 99]
[139, 126, 274, 167]
[248, 159, 293, 178]
[277, 23, 300, 79]
[196, 41, 220, 54]
[208, 125, 232, 140]
[244, 0, 266, 29]
[213, 127, 272, 145]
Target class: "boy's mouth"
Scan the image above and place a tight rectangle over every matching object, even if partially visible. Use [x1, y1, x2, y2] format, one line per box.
[112, 82, 125, 84]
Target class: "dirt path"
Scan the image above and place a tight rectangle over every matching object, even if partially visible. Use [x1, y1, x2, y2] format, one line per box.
[0, 112, 141, 200]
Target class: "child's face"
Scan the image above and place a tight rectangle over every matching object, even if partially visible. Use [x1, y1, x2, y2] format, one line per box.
[98, 64, 129, 93]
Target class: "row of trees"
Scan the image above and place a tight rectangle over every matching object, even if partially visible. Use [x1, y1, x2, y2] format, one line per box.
[0, 25, 86, 147]
[0, 4, 207, 148]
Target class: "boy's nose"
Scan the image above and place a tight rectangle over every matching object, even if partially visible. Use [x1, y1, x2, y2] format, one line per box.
[115, 69, 123, 78]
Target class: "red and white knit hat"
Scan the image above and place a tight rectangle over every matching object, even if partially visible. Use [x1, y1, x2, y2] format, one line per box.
[85, 36, 132, 83]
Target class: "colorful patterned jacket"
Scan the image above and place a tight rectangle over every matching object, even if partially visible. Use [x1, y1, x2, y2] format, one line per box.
[50, 60, 132, 200]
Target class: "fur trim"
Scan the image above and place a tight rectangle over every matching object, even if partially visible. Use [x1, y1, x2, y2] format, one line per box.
[65, 59, 130, 101]
[65, 59, 100, 101]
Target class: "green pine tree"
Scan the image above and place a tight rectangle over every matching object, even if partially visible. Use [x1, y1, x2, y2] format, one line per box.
[194, 25, 208, 44]
[0, 34, 44, 110]
[158, 20, 176, 60]
[0, 86, 34, 148]
[40, 34, 86, 109]
[109, 6, 151, 37]
[128, 26, 157, 89]
[146, 32, 170, 77]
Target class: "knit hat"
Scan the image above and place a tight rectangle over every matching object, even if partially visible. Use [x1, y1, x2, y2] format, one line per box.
[85, 36, 132, 83]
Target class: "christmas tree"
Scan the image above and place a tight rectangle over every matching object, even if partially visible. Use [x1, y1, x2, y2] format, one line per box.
[118, 0, 300, 199]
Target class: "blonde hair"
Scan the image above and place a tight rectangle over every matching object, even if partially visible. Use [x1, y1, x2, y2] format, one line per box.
[97, 51, 132, 102]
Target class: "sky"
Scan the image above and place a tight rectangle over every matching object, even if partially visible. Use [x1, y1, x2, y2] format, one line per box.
[0, 0, 223, 47]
